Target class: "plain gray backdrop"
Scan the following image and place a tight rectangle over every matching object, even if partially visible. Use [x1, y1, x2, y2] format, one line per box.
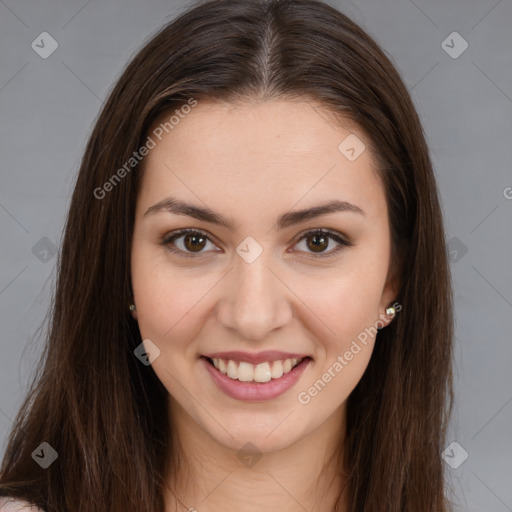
[1, 0, 511, 510]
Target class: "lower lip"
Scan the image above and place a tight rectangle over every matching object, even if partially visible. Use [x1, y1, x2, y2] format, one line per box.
[201, 356, 311, 402]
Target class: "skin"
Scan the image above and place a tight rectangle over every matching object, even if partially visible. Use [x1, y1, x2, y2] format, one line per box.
[130, 98, 399, 512]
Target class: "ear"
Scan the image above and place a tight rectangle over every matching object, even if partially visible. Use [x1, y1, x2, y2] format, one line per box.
[379, 239, 406, 318]
[377, 275, 400, 329]
[379, 272, 399, 312]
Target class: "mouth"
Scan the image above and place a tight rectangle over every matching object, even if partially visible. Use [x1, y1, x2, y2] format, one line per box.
[200, 355, 312, 401]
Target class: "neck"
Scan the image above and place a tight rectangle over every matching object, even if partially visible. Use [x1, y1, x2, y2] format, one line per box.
[163, 398, 349, 512]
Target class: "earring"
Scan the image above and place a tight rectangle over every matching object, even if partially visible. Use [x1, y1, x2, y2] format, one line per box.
[129, 304, 136, 312]
[385, 306, 396, 317]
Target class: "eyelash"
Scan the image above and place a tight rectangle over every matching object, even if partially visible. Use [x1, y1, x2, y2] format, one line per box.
[160, 228, 353, 259]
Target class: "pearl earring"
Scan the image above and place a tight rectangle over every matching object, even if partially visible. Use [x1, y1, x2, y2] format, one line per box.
[385, 306, 396, 317]
[129, 304, 136, 312]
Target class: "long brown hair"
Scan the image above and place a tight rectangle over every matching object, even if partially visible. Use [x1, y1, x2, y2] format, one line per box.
[0, 1, 454, 510]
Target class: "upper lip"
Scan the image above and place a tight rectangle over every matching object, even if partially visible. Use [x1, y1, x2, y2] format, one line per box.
[202, 351, 310, 365]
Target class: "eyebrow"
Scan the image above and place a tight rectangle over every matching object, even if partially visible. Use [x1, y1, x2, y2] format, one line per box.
[143, 196, 365, 230]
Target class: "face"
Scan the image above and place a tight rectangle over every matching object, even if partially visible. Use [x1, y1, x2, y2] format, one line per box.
[130, 98, 397, 454]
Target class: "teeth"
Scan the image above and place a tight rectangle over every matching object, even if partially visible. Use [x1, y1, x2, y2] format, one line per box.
[270, 360, 283, 379]
[238, 362, 254, 382]
[211, 357, 303, 383]
[253, 362, 271, 382]
[227, 360, 238, 379]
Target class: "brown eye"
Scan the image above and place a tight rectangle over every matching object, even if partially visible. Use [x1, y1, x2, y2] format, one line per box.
[182, 232, 207, 252]
[161, 229, 217, 257]
[293, 229, 353, 258]
[305, 232, 330, 253]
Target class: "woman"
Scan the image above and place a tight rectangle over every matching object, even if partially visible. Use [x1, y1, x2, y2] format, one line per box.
[0, 0, 454, 510]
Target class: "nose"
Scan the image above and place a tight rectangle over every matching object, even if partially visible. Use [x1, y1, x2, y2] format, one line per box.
[215, 250, 293, 341]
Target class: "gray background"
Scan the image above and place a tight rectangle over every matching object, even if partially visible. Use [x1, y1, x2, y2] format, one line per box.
[0, 0, 511, 510]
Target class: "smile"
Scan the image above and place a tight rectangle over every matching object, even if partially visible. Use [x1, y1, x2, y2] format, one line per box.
[201, 356, 312, 401]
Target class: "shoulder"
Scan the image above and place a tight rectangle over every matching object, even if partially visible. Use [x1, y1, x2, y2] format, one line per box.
[0, 497, 44, 512]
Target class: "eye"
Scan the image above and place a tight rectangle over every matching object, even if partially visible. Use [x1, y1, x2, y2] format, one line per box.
[291, 229, 353, 258]
[160, 228, 352, 258]
[161, 229, 219, 257]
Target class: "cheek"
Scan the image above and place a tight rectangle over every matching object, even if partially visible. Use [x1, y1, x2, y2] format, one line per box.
[295, 271, 384, 409]
[289, 254, 389, 404]
[296, 258, 389, 342]
[131, 245, 218, 347]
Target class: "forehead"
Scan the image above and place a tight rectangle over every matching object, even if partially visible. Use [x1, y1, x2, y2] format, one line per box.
[137, 99, 386, 222]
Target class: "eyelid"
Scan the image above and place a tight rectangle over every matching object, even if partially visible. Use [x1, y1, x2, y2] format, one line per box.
[160, 227, 353, 258]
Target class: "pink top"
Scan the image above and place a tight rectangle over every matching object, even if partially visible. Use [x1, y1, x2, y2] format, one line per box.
[0, 498, 44, 512]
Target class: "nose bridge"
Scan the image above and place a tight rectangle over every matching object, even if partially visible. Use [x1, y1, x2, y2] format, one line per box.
[219, 244, 292, 340]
